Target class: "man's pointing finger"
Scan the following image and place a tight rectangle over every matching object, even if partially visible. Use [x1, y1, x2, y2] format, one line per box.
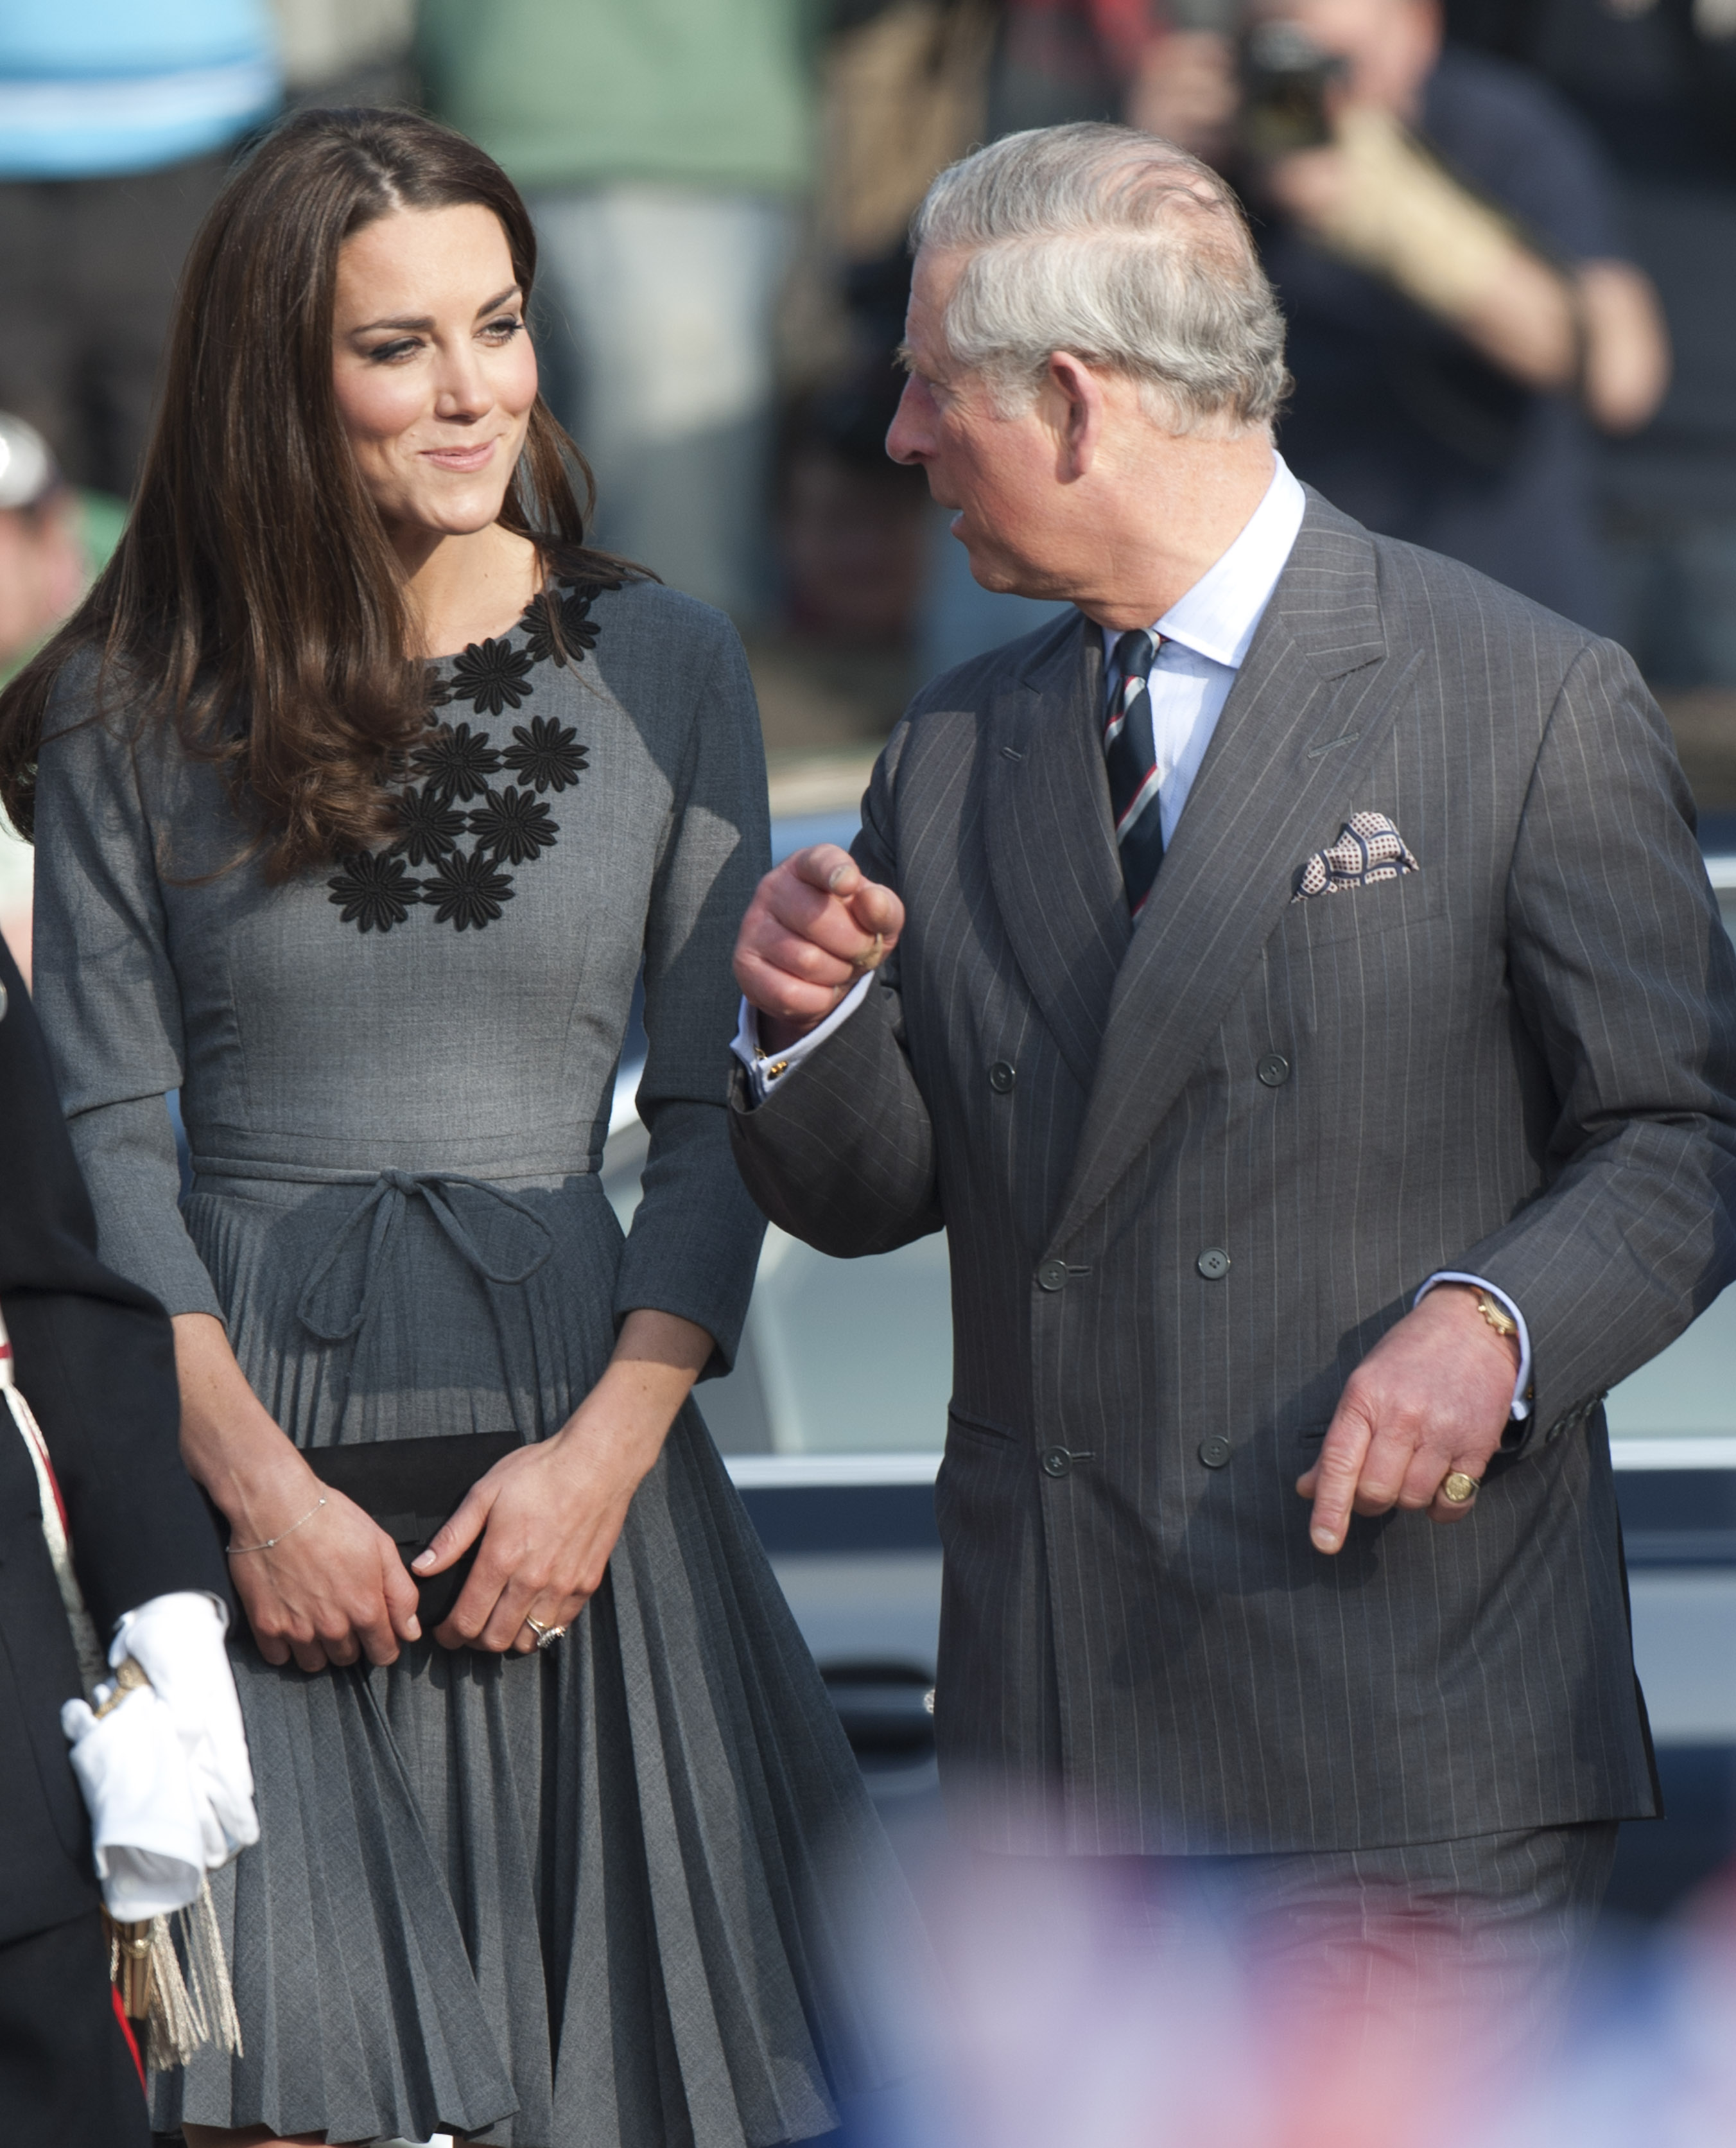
[1299, 1405, 1375, 1555]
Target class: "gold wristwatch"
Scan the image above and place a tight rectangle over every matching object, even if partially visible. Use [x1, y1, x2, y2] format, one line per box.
[1471, 1288, 1518, 1343]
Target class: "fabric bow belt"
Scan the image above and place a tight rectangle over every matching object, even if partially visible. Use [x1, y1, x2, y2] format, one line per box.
[295, 1169, 555, 1343]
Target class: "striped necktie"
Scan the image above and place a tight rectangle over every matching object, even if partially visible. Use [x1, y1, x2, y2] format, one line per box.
[1104, 627, 1166, 915]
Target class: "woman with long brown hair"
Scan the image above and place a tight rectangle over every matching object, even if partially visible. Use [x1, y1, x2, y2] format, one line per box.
[1, 108, 905, 2147]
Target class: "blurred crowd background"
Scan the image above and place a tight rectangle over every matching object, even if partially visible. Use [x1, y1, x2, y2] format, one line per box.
[3, 0, 1736, 970]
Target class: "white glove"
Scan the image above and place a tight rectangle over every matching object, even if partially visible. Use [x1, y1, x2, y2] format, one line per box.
[61, 1681, 205, 1919]
[108, 1591, 259, 1866]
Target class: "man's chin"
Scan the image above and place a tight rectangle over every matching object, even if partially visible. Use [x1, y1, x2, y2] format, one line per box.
[951, 518, 1032, 597]
[964, 550, 1055, 602]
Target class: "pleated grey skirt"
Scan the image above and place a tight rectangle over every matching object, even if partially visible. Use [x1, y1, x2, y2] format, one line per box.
[150, 1167, 910, 2146]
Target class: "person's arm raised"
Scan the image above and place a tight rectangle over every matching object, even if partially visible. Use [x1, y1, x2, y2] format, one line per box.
[733, 843, 906, 1052]
[729, 799, 941, 1258]
[1264, 107, 1583, 389]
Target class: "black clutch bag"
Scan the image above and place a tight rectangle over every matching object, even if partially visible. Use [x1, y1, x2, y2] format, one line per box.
[304, 1429, 525, 1630]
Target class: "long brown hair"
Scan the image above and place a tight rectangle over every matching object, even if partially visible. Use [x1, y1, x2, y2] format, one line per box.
[0, 107, 634, 877]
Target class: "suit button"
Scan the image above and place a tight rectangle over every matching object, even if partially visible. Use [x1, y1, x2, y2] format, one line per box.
[1041, 1447, 1074, 1478]
[1256, 1052, 1290, 1087]
[1036, 1258, 1070, 1292]
[1196, 1248, 1230, 1280]
[988, 1060, 1016, 1094]
[1198, 1435, 1232, 1469]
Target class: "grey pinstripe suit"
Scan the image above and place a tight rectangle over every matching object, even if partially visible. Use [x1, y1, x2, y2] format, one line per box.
[731, 493, 1736, 1856]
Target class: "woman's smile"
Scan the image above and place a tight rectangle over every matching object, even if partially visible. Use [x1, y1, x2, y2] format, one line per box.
[419, 437, 500, 473]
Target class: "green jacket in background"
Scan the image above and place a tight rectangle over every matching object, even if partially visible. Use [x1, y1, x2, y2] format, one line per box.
[416, 0, 820, 195]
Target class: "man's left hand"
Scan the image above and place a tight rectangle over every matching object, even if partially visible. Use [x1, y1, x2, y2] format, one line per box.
[1297, 1285, 1520, 1554]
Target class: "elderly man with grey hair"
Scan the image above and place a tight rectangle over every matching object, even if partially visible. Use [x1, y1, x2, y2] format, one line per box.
[731, 122, 1736, 2000]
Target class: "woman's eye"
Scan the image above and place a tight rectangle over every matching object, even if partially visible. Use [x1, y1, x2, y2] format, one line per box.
[365, 338, 421, 365]
[482, 317, 524, 344]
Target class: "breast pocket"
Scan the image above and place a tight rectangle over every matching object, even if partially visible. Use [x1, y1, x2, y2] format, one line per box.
[1285, 867, 1446, 950]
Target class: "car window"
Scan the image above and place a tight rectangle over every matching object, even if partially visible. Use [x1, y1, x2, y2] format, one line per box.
[602, 1119, 951, 1455]
[1606, 867, 1736, 1450]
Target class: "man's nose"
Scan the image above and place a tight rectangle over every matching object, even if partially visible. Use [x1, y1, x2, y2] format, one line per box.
[885, 376, 931, 466]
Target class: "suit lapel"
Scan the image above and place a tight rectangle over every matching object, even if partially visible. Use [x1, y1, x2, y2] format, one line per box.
[983, 616, 1129, 1092]
[1045, 498, 1415, 1253]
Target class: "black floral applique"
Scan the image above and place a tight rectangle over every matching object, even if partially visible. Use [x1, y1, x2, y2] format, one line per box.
[468, 785, 559, 865]
[327, 849, 421, 933]
[411, 721, 503, 801]
[332, 572, 609, 935]
[390, 785, 467, 864]
[501, 715, 588, 795]
[520, 579, 609, 668]
[441, 635, 537, 717]
[421, 845, 517, 930]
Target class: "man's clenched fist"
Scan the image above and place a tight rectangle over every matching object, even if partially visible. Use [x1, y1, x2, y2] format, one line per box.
[733, 844, 906, 1054]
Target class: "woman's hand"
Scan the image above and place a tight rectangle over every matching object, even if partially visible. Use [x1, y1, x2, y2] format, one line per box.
[172, 1312, 422, 1672]
[414, 1309, 714, 1653]
[228, 1483, 422, 1673]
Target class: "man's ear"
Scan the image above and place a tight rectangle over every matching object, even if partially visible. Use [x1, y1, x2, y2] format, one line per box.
[1046, 351, 1106, 481]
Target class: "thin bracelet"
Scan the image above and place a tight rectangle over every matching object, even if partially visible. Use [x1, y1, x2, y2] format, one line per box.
[226, 1496, 326, 1557]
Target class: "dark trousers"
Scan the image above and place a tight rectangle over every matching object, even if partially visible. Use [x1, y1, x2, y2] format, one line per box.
[1138, 1819, 1617, 2019]
[0, 1909, 148, 2148]
[978, 1821, 1619, 2068]
[0, 151, 234, 498]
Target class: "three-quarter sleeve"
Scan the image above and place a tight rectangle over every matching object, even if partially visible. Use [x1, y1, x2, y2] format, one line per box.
[31, 679, 227, 1322]
[615, 616, 770, 1372]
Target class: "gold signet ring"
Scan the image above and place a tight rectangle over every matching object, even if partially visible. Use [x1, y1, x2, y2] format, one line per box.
[850, 932, 885, 973]
[1440, 1472, 1479, 1505]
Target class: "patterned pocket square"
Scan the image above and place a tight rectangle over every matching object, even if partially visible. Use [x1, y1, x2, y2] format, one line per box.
[1292, 812, 1420, 901]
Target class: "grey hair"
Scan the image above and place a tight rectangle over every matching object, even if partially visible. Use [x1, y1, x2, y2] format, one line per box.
[910, 123, 1290, 437]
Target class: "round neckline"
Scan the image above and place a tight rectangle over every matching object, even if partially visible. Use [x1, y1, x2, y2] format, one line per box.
[424, 574, 578, 667]
[425, 602, 534, 668]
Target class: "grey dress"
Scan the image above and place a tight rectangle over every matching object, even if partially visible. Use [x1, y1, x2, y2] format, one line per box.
[32, 575, 904, 2147]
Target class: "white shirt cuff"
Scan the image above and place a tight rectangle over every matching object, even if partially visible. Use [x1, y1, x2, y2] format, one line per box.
[1414, 1273, 1532, 1420]
[731, 974, 875, 1101]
